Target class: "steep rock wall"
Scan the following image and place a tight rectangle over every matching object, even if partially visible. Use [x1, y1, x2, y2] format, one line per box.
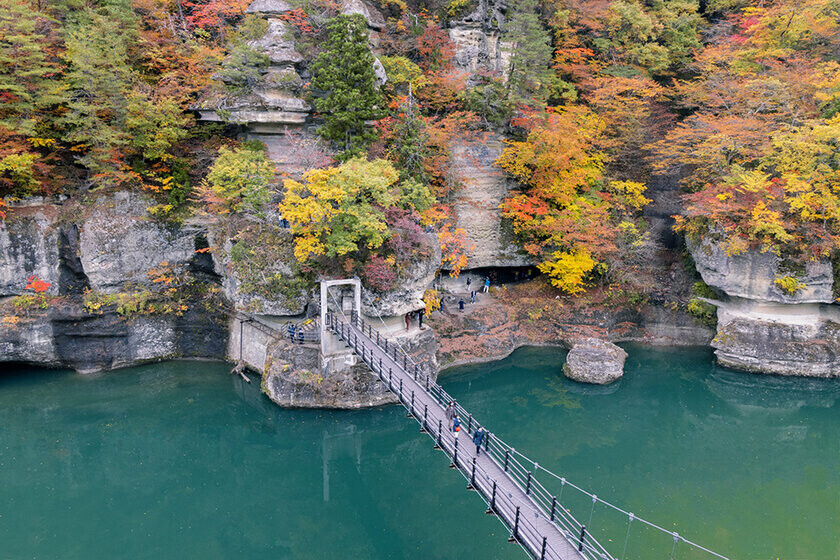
[448, 135, 533, 269]
[713, 299, 840, 377]
[258, 319, 438, 408]
[0, 195, 229, 373]
[0, 202, 61, 296]
[688, 237, 840, 377]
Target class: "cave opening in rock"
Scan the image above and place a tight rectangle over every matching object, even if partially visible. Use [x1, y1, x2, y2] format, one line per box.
[439, 265, 540, 292]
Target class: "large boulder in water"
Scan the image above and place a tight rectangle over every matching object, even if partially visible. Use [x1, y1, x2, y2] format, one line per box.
[563, 338, 628, 385]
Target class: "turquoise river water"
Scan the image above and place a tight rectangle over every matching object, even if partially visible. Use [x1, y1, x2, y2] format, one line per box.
[0, 345, 838, 559]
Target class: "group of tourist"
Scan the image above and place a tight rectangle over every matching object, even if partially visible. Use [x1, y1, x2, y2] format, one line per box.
[285, 323, 305, 343]
[404, 309, 425, 330]
[458, 275, 490, 311]
[444, 401, 486, 455]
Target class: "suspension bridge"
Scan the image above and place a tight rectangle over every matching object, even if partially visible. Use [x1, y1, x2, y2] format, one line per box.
[318, 280, 731, 560]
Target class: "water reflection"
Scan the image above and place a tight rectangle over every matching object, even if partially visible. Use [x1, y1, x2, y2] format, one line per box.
[705, 368, 840, 411]
[2, 350, 839, 560]
[322, 425, 362, 501]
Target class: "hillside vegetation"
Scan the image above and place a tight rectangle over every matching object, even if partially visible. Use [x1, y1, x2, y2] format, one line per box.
[2, 0, 839, 294]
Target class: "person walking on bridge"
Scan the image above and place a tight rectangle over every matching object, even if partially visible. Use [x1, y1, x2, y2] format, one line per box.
[473, 427, 485, 455]
[452, 415, 461, 438]
[445, 401, 456, 430]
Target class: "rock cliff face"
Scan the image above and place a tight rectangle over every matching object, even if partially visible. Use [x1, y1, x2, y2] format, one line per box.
[448, 135, 533, 269]
[80, 192, 199, 293]
[0, 201, 61, 296]
[688, 237, 840, 377]
[1, 303, 227, 373]
[713, 300, 840, 377]
[361, 233, 441, 317]
[448, 0, 510, 79]
[0, 195, 227, 373]
[258, 321, 438, 408]
[689, 237, 833, 304]
[208, 215, 310, 316]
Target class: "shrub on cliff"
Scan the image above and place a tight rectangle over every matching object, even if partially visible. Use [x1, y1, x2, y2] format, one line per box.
[201, 143, 274, 215]
[279, 158, 433, 272]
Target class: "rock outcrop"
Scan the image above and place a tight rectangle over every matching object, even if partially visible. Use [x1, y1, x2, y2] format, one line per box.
[448, 0, 510, 79]
[196, 0, 316, 175]
[361, 233, 441, 317]
[0, 201, 60, 296]
[1, 302, 227, 373]
[0, 195, 227, 373]
[209, 217, 309, 316]
[688, 237, 833, 304]
[197, 1, 309, 127]
[712, 300, 840, 378]
[80, 192, 198, 293]
[258, 320, 438, 408]
[563, 338, 628, 384]
[688, 237, 840, 377]
[448, 134, 533, 269]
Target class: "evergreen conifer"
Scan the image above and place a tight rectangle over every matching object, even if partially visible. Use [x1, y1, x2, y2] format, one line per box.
[310, 14, 383, 159]
[504, 0, 553, 104]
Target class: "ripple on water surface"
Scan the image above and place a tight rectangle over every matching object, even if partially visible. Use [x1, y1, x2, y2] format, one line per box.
[0, 346, 838, 559]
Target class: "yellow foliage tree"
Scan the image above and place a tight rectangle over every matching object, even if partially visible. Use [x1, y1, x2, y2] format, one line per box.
[537, 249, 597, 294]
[279, 158, 433, 263]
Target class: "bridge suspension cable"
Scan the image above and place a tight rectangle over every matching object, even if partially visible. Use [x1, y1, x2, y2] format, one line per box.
[324, 282, 732, 560]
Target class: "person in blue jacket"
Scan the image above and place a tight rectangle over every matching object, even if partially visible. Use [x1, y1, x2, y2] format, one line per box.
[473, 427, 486, 455]
[452, 415, 461, 438]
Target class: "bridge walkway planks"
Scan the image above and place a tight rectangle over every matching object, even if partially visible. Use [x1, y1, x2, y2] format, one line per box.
[328, 313, 592, 560]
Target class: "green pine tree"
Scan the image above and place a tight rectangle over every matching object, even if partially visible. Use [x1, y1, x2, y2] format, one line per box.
[504, 0, 553, 104]
[310, 14, 383, 159]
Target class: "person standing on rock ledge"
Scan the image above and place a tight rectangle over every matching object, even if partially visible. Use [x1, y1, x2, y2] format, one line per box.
[404, 313, 410, 331]
[483, 276, 490, 293]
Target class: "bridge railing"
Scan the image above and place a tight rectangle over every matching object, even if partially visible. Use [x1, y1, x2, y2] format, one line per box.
[327, 310, 615, 560]
[327, 311, 581, 560]
[327, 307, 732, 560]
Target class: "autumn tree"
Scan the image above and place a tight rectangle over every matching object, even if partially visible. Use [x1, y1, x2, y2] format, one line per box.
[497, 107, 650, 292]
[279, 158, 433, 265]
[310, 15, 384, 159]
[202, 143, 275, 215]
[56, 6, 136, 181]
[648, 0, 840, 262]
[0, 1, 61, 137]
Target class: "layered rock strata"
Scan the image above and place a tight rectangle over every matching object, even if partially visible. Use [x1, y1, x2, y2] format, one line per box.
[689, 237, 840, 377]
[448, 134, 533, 269]
[448, 0, 510, 79]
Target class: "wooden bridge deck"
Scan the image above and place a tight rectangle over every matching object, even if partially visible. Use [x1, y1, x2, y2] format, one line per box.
[327, 312, 600, 560]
